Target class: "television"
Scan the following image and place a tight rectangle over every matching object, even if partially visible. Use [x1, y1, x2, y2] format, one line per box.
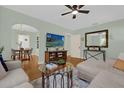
[46, 33, 64, 47]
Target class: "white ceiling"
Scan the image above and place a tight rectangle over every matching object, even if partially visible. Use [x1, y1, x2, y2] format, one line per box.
[4, 5, 124, 31]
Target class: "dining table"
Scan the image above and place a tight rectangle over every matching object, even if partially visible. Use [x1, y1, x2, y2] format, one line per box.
[11, 48, 32, 61]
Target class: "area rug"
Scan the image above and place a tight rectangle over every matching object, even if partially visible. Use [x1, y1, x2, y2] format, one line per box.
[30, 68, 89, 88]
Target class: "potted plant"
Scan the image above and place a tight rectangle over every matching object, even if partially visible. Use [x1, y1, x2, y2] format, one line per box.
[66, 62, 73, 71]
[56, 59, 66, 65]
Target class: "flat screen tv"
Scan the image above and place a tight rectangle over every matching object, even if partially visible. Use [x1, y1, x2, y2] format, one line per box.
[46, 33, 64, 47]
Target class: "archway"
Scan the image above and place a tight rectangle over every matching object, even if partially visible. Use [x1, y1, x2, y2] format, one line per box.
[12, 24, 40, 56]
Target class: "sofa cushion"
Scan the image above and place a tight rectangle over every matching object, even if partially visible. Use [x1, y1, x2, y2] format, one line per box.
[0, 62, 7, 79]
[0, 55, 8, 71]
[5, 60, 21, 70]
[77, 60, 108, 82]
[0, 68, 29, 88]
[113, 59, 124, 71]
[88, 70, 124, 88]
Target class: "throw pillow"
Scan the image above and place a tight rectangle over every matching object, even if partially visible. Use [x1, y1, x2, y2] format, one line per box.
[0, 61, 7, 79]
[113, 59, 124, 71]
[0, 55, 8, 71]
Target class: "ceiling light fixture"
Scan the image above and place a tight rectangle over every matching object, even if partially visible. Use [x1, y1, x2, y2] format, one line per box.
[61, 5, 89, 19]
[72, 10, 78, 14]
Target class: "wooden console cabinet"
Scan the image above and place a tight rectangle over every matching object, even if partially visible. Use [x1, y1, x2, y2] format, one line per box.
[45, 50, 67, 63]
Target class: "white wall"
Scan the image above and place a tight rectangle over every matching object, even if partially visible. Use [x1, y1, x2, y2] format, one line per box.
[73, 19, 124, 59]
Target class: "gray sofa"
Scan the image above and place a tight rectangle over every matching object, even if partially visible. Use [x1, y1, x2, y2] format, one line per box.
[77, 59, 115, 82]
[88, 70, 124, 88]
[0, 60, 33, 88]
[77, 53, 124, 88]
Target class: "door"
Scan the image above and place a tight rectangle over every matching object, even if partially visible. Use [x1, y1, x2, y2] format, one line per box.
[70, 34, 81, 58]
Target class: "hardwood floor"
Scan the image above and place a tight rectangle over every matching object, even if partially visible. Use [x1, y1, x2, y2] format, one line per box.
[22, 55, 42, 81]
[22, 55, 83, 81]
[67, 56, 83, 67]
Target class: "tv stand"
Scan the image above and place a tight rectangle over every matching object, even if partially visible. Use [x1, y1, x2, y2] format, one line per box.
[45, 50, 67, 63]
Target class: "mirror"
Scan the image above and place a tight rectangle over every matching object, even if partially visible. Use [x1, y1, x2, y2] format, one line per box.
[85, 30, 108, 48]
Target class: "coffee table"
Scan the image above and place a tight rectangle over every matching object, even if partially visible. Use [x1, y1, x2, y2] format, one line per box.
[39, 63, 73, 88]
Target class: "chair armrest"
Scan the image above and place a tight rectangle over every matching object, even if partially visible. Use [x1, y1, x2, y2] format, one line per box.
[0, 68, 29, 88]
[5, 60, 21, 70]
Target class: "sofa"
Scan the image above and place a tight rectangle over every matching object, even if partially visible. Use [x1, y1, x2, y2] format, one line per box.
[88, 70, 124, 88]
[0, 60, 33, 88]
[77, 53, 124, 88]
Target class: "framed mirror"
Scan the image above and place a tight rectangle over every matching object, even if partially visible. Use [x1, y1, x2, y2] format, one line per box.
[85, 29, 108, 49]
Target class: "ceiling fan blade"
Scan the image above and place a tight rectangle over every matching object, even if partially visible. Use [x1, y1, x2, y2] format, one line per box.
[73, 15, 76, 19]
[65, 5, 73, 10]
[78, 10, 90, 14]
[78, 5, 85, 9]
[61, 11, 72, 16]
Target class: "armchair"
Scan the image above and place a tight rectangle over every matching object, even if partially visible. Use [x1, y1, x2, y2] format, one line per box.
[5, 60, 21, 70]
[0, 60, 33, 88]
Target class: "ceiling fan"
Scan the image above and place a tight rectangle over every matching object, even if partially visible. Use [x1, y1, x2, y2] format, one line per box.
[61, 5, 90, 19]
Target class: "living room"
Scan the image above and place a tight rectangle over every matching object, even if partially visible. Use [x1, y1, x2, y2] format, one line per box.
[0, 1, 124, 90]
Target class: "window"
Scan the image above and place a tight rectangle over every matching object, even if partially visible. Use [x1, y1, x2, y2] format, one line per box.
[18, 34, 30, 49]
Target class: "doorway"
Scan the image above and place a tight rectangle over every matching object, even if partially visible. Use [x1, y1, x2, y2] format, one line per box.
[70, 34, 81, 58]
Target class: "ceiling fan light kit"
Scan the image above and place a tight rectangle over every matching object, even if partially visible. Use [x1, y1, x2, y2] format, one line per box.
[72, 10, 78, 14]
[61, 5, 90, 19]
